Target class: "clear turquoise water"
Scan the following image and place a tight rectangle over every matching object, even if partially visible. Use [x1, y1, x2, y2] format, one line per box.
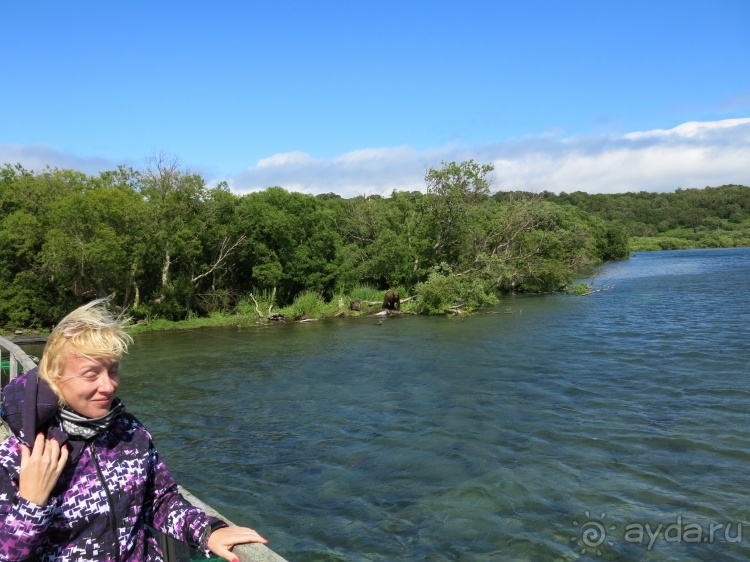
[120, 247, 750, 561]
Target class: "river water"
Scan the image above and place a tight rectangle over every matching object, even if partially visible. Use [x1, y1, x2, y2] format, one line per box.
[115, 247, 749, 561]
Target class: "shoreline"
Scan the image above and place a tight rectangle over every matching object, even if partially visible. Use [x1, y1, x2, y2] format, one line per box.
[2, 334, 49, 344]
[1, 308, 393, 341]
[6, 245, 741, 340]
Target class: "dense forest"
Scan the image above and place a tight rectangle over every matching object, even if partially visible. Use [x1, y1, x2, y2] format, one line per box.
[1, 157, 747, 330]
[540, 185, 750, 250]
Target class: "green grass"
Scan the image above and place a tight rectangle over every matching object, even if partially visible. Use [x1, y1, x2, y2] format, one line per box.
[281, 291, 327, 320]
[123, 286, 420, 334]
[631, 227, 750, 252]
[126, 313, 258, 334]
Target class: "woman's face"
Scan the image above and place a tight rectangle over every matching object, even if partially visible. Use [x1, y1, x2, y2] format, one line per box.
[58, 352, 120, 418]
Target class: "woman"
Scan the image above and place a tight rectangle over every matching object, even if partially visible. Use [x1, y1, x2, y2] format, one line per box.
[0, 299, 267, 561]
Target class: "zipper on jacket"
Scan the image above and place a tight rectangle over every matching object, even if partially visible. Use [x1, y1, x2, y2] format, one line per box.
[90, 441, 122, 562]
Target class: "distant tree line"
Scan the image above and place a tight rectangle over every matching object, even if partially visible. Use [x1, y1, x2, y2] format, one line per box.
[4, 157, 744, 329]
[537, 185, 750, 250]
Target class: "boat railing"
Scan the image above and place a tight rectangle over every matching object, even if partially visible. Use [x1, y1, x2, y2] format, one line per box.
[0, 335, 38, 394]
[0, 335, 287, 562]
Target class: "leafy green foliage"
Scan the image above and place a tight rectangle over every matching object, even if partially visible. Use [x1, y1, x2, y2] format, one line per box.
[347, 285, 383, 303]
[283, 291, 327, 321]
[3, 158, 742, 327]
[415, 268, 499, 315]
[546, 185, 750, 250]
[235, 290, 277, 319]
[570, 283, 590, 295]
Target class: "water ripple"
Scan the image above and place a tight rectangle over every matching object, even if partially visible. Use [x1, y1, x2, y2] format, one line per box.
[121, 248, 750, 561]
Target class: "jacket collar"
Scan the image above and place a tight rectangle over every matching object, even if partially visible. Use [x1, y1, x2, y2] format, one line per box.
[2, 368, 74, 454]
[3, 368, 61, 443]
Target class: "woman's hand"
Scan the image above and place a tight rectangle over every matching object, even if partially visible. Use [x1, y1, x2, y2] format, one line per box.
[18, 433, 69, 507]
[207, 525, 268, 562]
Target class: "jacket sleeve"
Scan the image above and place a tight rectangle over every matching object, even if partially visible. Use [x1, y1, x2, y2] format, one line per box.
[0, 437, 56, 561]
[143, 435, 227, 558]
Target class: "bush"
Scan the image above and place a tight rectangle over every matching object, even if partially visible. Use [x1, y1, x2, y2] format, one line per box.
[129, 304, 152, 322]
[348, 285, 383, 303]
[630, 236, 692, 251]
[571, 283, 589, 295]
[284, 291, 326, 320]
[194, 290, 231, 315]
[415, 270, 498, 315]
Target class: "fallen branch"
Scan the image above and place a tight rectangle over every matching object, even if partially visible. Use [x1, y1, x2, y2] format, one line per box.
[268, 287, 276, 316]
[576, 262, 619, 296]
[373, 309, 403, 317]
[248, 293, 263, 318]
[579, 284, 615, 296]
[362, 295, 416, 307]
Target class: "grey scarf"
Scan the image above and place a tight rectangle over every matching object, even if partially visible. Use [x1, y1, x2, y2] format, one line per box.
[58, 398, 124, 439]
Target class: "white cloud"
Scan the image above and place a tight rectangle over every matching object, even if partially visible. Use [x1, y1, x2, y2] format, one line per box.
[256, 151, 314, 168]
[229, 118, 750, 196]
[0, 145, 119, 176]
[624, 118, 750, 140]
[3, 118, 749, 197]
[231, 146, 430, 197]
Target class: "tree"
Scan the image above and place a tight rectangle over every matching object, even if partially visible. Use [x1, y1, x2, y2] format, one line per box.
[232, 187, 341, 305]
[424, 160, 494, 264]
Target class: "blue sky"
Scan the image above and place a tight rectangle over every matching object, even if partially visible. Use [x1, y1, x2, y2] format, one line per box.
[2, 0, 749, 196]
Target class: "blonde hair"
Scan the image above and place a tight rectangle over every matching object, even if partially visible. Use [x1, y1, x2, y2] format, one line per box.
[39, 298, 133, 403]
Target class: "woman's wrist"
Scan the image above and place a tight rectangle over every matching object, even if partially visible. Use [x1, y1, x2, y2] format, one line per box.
[200, 519, 229, 552]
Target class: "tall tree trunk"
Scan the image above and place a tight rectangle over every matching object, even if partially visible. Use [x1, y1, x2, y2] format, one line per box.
[161, 249, 171, 287]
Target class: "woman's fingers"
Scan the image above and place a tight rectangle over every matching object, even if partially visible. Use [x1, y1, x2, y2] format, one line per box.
[19, 433, 45, 470]
[207, 526, 268, 561]
[42, 434, 59, 458]
[17, 434, 67, 507]
[31, 432, 47, 456]
[56, 442, 69, 473]
[19, 442, 30, 467]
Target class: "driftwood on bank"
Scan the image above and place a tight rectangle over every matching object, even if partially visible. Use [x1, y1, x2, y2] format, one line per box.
[357, 294, 416, 308]
[576, 264, 617, 296]
[249, 288, 277, 318]
[579, 284, 615, 296]
[372, 309, 413, 317]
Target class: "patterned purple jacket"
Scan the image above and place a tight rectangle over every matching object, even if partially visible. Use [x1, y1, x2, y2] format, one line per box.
[0, 370, 225, 561]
